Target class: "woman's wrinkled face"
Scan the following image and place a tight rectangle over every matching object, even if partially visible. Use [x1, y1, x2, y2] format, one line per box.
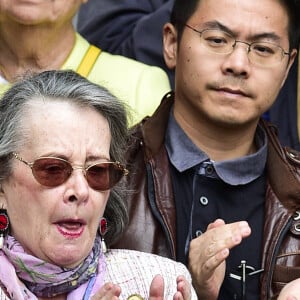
[1, 98, 111, 268]
[0, 0, 86, 25]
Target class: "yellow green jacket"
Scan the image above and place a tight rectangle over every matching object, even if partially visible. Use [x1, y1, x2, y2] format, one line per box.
[0, 34, 171, 125]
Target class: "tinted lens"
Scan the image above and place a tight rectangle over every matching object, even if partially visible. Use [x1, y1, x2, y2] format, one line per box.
[32, 158, 72, 187]
[86, 163, 125, 191]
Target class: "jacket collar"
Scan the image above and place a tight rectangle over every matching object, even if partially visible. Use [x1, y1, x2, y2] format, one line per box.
[141, 91, 300, 211]
[262, 119, 300, 211]
[142, 92, 174, 158]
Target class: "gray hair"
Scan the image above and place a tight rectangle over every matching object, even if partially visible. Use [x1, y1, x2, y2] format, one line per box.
[0, 69, 129, 245]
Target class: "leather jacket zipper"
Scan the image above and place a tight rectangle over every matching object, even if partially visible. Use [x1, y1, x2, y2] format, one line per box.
[146, 163, 175, 258]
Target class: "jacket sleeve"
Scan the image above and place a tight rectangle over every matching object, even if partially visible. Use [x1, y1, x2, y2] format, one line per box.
[77, 0, 175, 85]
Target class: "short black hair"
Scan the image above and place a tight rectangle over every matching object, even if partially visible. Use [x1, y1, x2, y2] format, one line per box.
[170, 0, 300, 50]
[280, 0, 300, 50]
[170, 0, 199, 41]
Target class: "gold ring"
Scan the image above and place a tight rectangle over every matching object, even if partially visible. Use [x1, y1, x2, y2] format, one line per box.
[127, 294, 144, 300]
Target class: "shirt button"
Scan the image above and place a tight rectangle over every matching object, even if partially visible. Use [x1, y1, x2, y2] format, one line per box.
[195, 230, 203, 237]
[206, 165, 214, 175]
[199, 196, 208, 205]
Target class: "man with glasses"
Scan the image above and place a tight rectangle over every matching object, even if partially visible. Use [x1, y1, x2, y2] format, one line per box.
[112, 0, 300, 299]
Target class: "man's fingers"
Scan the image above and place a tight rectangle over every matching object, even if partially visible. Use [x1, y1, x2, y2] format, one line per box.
[193, 220, 251, 256]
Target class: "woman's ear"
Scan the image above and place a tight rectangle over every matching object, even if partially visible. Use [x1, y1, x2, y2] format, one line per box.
[0, 185, 8, 209]
[163, 23, 178, 70]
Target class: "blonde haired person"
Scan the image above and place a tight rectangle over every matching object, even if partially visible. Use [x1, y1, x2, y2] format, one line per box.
[0, 0, 170, 125]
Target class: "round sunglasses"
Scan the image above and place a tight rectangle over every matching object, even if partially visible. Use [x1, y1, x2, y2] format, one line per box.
[12, 152, 128, 191]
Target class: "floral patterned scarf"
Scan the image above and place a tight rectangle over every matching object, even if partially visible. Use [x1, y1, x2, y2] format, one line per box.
[0, 234, 106, 299]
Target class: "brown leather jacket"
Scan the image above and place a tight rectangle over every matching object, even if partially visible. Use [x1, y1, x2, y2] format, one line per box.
[113, 92, 300, 299]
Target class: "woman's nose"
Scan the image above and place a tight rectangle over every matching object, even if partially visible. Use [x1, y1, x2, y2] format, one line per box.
[64, 169, 90, 204]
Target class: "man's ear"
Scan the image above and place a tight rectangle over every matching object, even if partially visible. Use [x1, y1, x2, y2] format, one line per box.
[280, 48, 298, 88]
[163, 23, 178, 70]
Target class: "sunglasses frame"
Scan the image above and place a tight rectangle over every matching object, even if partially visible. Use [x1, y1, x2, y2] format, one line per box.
[11, 152, 128, 191]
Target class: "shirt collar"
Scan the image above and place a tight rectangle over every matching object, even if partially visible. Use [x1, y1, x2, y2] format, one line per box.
[61, 33, 89, 71]
[165, 110, 209, 171]
[165, 110, 267, 185]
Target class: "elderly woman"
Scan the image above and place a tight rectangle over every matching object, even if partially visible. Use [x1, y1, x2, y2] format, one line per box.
[0, 0, 170, 125]
[0, 70, 195, 300]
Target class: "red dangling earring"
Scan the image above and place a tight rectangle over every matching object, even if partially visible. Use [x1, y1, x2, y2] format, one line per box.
[0, 208, 9, 249]
[99, 217, 107, 253]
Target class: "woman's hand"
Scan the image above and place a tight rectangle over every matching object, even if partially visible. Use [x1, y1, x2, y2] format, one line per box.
[92, 274, 192, 300]
[173, 275, 192, 300]
[149, 274, 191, 300]
[91, 282, 121, 300]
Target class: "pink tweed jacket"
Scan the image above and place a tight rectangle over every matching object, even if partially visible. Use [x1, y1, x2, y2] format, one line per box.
[0, 249, 197, 300]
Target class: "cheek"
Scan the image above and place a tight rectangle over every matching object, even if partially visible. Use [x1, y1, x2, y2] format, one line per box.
[7, 197, 51, 257]
[4, 174, 56, 237]
[177, 44, 215, 85]
[257, 71, 286, 104]
[7, 189, 52, 239]
[98, 194, 109, 216]
[178, 45, 198, 73]
[90, 193, 109, 224]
